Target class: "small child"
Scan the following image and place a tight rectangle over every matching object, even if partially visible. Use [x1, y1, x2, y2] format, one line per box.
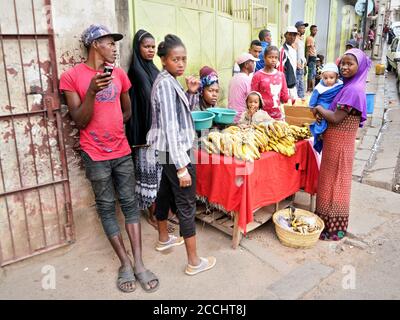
[238, 91, 273, 125]
[309, 63, 344, 153]
[315, 55, 324, 84]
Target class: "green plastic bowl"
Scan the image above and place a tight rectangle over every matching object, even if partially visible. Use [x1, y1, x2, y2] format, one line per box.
[207, 107, 237, 124]
[191, 111, 215, 131]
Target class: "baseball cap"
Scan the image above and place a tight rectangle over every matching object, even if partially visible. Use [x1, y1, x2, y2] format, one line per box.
[285, 26, 298, 34]
[81, 24, 124, 47]
[346, 39, 357, 48]
[321, 63, 339, 74]
[295, 21, 309, 28]
[236, 52, 260, 65]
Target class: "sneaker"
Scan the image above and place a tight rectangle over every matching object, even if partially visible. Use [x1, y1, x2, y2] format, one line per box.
[155, 235, 184, 252]
[185, 256, 216, 276]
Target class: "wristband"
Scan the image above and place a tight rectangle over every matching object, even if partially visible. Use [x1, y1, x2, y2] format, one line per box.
[177, 168, 188, 179]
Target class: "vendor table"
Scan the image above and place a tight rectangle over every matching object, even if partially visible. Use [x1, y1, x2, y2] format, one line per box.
[195, 139, 319, 248]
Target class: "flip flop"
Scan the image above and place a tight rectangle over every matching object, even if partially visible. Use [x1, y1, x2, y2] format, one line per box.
[155, 235, 184, 252]
[185, 256, 216, 276]
[134, 269, 160, 293]
[117, 266, 136, 293]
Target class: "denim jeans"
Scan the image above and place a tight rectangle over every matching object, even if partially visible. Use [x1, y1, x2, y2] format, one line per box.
[296, 68, 305, 98]
[307, 58, 317, 80]
[81, 151, 140, 238]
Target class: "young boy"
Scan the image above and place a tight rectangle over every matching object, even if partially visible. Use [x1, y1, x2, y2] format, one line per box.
[309, 63, 344, 153]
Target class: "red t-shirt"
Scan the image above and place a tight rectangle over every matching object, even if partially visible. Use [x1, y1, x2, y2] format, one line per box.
[59, 63, 132, 161]
[251, 70, 289, 120]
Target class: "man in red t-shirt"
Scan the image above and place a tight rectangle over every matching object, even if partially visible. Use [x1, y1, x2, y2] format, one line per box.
[59, 25, 159, 293]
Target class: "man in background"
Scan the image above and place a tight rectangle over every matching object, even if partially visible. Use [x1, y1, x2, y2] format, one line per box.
[279, 26, 298, 100]
[306, 25, 318, 92]
[229, 52, 259, 122]
[233, 40, 262, 76]
[293, 20, 308, 99]
[255, 29, 272, 72]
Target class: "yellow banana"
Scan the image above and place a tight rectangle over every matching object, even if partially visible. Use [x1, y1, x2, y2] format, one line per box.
[202, 138, 218, 154]
[247, 143, 261, 159]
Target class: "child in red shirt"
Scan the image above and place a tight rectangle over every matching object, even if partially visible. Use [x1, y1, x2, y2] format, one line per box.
[251, 46, 289, 120]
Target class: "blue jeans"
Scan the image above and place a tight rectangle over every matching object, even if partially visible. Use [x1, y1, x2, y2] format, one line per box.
[308, 58, 317, 80]
[296, 68, 305, 98]
[81, 151, 140, 238]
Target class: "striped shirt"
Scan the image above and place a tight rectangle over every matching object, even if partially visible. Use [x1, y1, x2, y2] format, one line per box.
[147, 69, 198, 169]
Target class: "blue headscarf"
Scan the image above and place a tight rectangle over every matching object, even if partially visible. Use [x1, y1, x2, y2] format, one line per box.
[199, 66, 219, 94]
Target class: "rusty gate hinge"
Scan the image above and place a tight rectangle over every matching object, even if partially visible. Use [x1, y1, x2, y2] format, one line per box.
[44, 95, 55, 120]
[64, 224, 74, 243]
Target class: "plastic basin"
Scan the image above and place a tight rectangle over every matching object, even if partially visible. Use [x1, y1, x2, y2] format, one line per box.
[366, 93, 375, 114]
[191, 111, 215, 131]
[206, 107, 237, 124]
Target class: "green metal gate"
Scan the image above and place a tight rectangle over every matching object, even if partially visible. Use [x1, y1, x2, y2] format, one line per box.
[130, 0, 285, 105]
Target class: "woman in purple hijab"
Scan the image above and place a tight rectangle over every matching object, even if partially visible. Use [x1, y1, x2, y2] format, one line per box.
[313, 48, 372, 241]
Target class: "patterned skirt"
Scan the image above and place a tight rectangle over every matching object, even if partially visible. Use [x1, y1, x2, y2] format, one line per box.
[316, 115, 360, 240]
[133, 147, 162, 210]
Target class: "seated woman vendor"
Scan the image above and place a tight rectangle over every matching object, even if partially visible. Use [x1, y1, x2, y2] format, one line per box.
[238, 91, 272, 125]
[196, 66, 220, 110]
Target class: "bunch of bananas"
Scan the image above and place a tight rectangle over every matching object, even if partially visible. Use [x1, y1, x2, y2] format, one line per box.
[259, 121, 296, 157]
[290, 215, 320, 234]
[201, 121, 312, 161]
[278, 207, 321, 235]
[288, 124, 312, 140]
[202, 126, 263, 162]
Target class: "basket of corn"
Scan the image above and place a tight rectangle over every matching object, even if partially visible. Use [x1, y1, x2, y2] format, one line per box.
[272, 206, 324, 249]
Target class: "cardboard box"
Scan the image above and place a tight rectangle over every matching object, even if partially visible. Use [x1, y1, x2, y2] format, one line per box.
[284, 105, 315, 126]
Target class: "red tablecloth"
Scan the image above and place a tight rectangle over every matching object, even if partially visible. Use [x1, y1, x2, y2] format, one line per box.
[195, 140, 319, 233]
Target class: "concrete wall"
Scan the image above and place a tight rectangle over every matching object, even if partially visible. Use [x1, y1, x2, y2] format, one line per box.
[315, 0, 331, 58]
[290, 0, 305, 26]
[390, 0, 400, 21]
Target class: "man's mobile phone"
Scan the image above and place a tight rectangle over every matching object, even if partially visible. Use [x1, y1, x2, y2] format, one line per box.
[104, 65, 114, 75]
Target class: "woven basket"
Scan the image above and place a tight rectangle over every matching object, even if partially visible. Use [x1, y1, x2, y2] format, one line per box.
[272, 208, 325, 249]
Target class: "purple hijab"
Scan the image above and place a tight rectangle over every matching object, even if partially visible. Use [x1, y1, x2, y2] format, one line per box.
[329, 48, 372, 127]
